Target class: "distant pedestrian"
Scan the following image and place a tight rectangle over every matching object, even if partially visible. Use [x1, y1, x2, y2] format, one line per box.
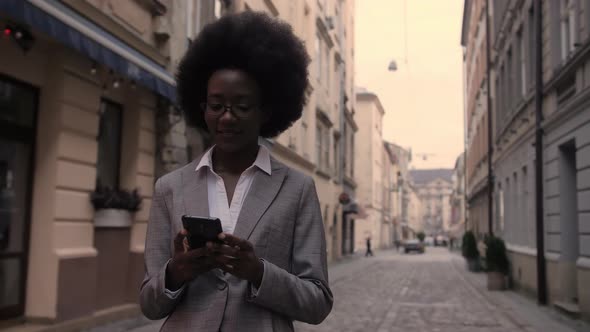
[366, 237, 374, 257]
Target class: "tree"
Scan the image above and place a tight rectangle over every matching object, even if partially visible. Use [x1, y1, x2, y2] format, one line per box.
[417, 232, 425, 242]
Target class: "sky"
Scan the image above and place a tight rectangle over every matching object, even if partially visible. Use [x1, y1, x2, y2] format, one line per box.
[355, 0, 465, 170]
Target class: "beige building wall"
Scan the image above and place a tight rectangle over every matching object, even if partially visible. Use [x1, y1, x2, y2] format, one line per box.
[354, 92, 386, 251]
[229, 0, 357, 262]
[487, 0, 590, 320]
[381, 144, 397, 248]
[0, 40, 159, 321]
[461, 0, 492, 239]
[0, 0, 190, 325]
[407, 186, 423, 237]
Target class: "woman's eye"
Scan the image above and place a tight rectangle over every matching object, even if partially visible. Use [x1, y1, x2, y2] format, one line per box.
[235, 105, 251, 112]
[209, 103, 223, 111]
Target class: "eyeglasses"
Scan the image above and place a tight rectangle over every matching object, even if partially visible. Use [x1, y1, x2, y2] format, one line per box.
[200, 102, 258, 119]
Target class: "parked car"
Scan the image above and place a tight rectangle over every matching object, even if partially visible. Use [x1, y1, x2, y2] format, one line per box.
[404, 239, 425, 254]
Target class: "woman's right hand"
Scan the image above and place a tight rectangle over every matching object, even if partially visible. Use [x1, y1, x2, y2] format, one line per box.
[165, 230, 217, 291]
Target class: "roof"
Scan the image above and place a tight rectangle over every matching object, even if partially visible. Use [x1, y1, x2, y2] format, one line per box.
[410, 169, 453, 185]
[383, 142, 396, 164]
[356, 89, 385, 115]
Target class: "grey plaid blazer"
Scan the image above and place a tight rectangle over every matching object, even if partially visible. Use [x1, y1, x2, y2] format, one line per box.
[139, 157, 333, 331]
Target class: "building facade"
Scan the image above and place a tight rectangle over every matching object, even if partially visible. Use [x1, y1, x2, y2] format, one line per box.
[406, 184, 423, 239]
[354, 90, 386, 251]
[227, 0, 358, 262]
[383, 142, 401, 246]
[489, 0, 590, 320]
[461, 0, 492, 240]
[381, 142, 399, 248]
[0, 0, 358, 327]
[449, 153, 466, 246]
[386, 142, 413, 240]
[410, 169, 453, 237]
[0, 0, 197, 325]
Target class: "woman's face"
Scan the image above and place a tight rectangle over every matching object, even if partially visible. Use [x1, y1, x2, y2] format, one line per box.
[204, 69, 266, 153]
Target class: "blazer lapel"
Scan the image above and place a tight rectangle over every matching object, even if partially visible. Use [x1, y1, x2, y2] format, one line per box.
[233, 158, 287, 240]
[181, 160, 209, 219]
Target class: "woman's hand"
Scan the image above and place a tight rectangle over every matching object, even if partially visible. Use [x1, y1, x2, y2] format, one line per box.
[165, 230, 217, 291]
[209, 233, 264, 288]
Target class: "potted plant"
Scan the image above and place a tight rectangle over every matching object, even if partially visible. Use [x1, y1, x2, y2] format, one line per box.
[485, 236, 509, 290]
[90, 186, 142, 227]
[461, 231, 480, 271]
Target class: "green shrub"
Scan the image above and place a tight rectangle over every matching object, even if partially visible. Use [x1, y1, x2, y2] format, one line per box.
[461, 231, 479, 260]
[417, 232, 425, 242]
[485, 236, 509, 274]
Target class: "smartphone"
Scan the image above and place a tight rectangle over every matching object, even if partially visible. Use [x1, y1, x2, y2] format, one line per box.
[181, 215, 223, 249]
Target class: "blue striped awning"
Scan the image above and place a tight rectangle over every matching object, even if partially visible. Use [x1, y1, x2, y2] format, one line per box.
[0, 0, 176, 102]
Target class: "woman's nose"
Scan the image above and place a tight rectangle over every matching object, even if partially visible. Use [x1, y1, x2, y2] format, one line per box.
[219, 107, 238, 122]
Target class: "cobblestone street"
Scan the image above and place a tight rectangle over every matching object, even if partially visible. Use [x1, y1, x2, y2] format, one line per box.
[295, 248, 588, 332]
[95, 248, 588, 332]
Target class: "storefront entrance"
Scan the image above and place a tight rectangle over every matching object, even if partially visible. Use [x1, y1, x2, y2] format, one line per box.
[0, 74, 37, 319]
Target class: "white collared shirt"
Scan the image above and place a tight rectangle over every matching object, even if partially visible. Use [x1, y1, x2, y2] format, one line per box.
[164, 142, 271, 298]
[195, 143, 272, 234]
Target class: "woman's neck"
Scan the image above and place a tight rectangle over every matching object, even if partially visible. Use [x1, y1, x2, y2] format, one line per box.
[212, 143, 260, 175]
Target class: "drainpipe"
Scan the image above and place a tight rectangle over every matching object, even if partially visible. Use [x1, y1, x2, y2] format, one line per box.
[485, 0, 494, 237]
[534, 0, 547, 305]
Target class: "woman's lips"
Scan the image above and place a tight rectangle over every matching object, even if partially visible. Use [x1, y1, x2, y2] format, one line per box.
[217, 130, 240, 138]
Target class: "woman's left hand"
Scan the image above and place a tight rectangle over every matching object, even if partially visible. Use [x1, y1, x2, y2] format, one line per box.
[208, 233, 264, 288]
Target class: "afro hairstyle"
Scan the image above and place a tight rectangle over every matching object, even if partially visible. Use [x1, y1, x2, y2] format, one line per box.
[176, 11, 311, 138]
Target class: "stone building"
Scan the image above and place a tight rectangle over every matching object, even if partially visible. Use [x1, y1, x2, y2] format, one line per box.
[227, 0, 359, 261]
[489, 0, 590, 320]
[0, 0, 202, 326]
[410, 169, 453, 236]
[354, 90, 387, 251]
[460, 0, 492, 240]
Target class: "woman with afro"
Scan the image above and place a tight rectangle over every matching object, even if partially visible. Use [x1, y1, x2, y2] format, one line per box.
[139, 11, 333, 331]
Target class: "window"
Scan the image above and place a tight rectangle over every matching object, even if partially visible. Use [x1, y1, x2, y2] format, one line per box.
[301, 122, 308, 159]
[514, 172, 520, 242]
[214, 0, 222, 18]
[333, 134, 340, 178]
[518, 29, 527, 97]
[522, 166, 529, 244]
[342, 125, 347, 175]
[495, 77, 501, 134]
[316, 121, 330, 172]
[350, 131, 354, 178]
[96, 99, 123, 189]
[324, 44, 330, 92]
[528, 6, 535, 90]
[186, 0, 193, 40]
[333, 58, 339, 100]
[507, 48, 514, 111]
[500, 64, 506, 121]
[323, 127, 330, 171]
[288, 126, 296, 149]
[315, 34, 322, 82]
[496, 183, 504, 233]
[316, 123, 322, 167]
[560, 0, 577, 61]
